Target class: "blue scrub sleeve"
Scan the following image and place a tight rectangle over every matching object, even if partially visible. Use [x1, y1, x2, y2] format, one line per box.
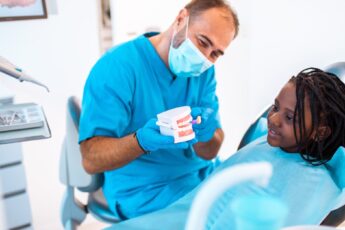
[79, 55, 134, 143]
[199, 68, 221, 129]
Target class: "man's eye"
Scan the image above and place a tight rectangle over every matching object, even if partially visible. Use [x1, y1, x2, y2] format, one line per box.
[211, 51, 219, 59]
[199, 39, 209, 48]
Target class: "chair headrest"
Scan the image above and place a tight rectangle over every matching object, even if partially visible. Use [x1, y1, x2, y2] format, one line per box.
[324, 62, 345, 83]
[247, 117, 268, 143]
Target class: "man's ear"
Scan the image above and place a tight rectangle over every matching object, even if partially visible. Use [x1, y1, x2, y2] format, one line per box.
[175, 8, 189, 26]
[315, 125, 331, 141]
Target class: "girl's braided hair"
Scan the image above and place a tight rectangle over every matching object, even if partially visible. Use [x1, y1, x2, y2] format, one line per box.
[289, 68, 345, 165]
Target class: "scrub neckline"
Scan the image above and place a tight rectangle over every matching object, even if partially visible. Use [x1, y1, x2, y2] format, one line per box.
[141, 32, 176, 82]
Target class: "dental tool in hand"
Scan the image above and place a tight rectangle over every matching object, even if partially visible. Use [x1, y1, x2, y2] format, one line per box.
[191, 116, 202, 125]
[0, 56, 50, 92]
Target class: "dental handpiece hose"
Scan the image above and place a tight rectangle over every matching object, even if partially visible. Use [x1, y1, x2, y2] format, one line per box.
[0, 56, 50, 92]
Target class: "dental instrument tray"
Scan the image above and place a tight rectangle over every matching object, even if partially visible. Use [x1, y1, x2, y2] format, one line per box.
[0, 103, 45, 132]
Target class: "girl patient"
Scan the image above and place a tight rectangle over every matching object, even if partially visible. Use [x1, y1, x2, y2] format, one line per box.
[266, 67, 345, 165]
[114, 68, 345, 229]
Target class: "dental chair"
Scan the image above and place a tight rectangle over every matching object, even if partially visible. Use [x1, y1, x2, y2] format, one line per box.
[59, 62, 345, 229]
[237, 62, 345, 227]
[59, 96, 120, 229]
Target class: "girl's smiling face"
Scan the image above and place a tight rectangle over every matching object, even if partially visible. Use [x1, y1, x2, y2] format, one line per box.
[267, 82, 313, 152]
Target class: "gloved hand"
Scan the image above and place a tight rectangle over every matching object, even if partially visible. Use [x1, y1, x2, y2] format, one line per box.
[191, 107, 219, 142]
[136, 118, 196, 152]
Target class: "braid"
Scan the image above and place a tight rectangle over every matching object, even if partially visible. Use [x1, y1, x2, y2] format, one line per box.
[289, 68, 345, 165]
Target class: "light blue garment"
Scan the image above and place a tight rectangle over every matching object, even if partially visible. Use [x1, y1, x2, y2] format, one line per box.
[206, 137, 341, 229]
[79, 32, 221, 219]
[169, 38, 213, 77]
[230, 195, 288, 230]
[168, 17, 213, 78]
[325, 146, 345, 209]
[110, 136, 343, 230]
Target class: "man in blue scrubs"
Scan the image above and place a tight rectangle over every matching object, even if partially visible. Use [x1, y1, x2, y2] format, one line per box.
[79, 0, 239, 220]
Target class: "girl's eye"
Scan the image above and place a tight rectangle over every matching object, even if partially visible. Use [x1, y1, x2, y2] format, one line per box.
[286, 115, 293, 121]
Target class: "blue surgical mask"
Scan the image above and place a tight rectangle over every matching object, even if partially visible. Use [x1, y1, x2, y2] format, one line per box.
[168, 17, 213, 78]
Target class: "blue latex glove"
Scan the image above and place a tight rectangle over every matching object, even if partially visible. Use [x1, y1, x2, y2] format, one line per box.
[136, 118, 196, 152]
[191, 107, 219, 142]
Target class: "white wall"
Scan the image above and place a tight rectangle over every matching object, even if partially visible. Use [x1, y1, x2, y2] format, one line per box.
[0, 0, 100, 229]
[110, 0, 187, 44]
[0, 0, 345, 229]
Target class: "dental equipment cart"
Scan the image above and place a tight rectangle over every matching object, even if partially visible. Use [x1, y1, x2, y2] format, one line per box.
[0, 92, 51, 230]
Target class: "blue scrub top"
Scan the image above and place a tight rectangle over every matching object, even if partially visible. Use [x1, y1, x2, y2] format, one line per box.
[79, 33, 221, 219]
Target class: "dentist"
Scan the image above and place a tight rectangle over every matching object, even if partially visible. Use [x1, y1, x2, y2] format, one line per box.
[79, 0, 239, 220]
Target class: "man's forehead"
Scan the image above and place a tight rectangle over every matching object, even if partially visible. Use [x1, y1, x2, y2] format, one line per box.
[189, 8, 235, 49]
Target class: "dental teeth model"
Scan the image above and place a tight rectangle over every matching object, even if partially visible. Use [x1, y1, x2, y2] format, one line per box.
[156, 106, 201, 143]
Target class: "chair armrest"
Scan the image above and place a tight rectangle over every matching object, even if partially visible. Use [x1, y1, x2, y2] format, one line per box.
[321, 204, 345, 227]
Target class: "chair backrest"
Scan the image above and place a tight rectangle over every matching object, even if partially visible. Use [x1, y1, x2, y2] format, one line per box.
[321, 62, 345, 226]
[324, 62, 345, 82]
[59, 96, 103, 192]
[59, 96, 120, 227]
[237, 107, 269, 150]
